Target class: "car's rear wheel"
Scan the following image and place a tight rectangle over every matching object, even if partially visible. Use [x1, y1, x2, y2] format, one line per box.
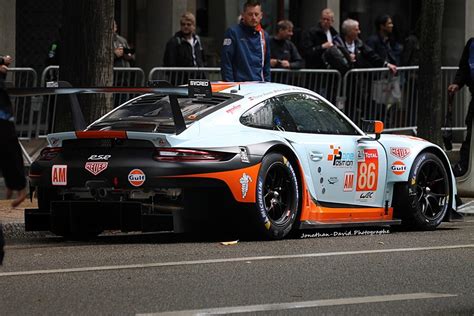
[251, 153, 299, 240]
[394, 152, 450, 230]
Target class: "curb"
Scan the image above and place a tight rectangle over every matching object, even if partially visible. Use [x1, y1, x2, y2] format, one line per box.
[2, 222, 50, 240]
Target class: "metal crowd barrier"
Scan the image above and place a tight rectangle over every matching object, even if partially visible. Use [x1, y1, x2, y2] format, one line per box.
[148, 66, 222, 86]
[40, 66, 146, 87]
[340, 66, 467, 134]
[341, 66, 419, 132]
[6, 68, 38, 165]
[9, 65, 467, 145]
[271, 68, 341, 104]
[7, 68, 38, 139]
[149, 67, 342, 104]
[112, 67, 146, 105]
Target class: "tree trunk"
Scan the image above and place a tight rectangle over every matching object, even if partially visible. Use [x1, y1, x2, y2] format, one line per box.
[417, 0, 444, 144]
[55, 0, 114, 131]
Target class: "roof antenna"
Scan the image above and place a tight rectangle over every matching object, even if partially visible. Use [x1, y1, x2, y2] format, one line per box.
[238, 84, 241, 90]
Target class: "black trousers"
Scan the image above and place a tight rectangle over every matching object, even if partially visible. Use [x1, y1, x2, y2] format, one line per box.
[0, 120, 26, 190]
[459, 97, 473, 168]
[0, 224, 4, 265]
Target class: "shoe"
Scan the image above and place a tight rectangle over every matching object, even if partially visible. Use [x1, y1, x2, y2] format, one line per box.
[452, 163, 467, 177]
[11, 189, 27, 208]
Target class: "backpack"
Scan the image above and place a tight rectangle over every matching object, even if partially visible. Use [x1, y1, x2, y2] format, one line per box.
[322, 46, 351, 74]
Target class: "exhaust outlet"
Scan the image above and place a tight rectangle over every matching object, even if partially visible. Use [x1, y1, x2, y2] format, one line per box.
[90, 188, 98, 199]
[97, 188, 108, 199]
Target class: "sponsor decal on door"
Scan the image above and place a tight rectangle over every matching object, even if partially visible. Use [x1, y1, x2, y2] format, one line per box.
[327, 145, 354, 168]
[356, 149, 378, 191]
[344, 172, 355, 191]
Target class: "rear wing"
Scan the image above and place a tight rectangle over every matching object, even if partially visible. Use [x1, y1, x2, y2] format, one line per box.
[6, 79, 215, 135]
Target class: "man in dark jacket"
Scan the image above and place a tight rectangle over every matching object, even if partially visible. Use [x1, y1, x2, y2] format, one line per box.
[220, 0, 271, 82]
[448, 37, 474, 177]
[301, 8, 339, 69]
[163, 12, 205, 85]
[270, 20, 304, 69]
[0, 54, 27, 209]
[327, 19, 397, 75]
[113, 20, 135, 68]
[366, 14, 401, 65]
[163, 12, 205, 68]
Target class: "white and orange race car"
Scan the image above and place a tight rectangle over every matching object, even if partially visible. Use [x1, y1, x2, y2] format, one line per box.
[20, 81, 460, 239]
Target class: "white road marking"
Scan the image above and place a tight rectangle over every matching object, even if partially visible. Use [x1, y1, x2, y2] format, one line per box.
[457, 200, 474, 211]
[458, 200, 474, 210]
[0, 244, 473, 278]
[136, 293, 456, 315]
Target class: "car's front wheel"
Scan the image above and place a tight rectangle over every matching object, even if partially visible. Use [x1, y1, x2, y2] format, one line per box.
[394, 152, 450, 230]
[251, 153, 299, 240]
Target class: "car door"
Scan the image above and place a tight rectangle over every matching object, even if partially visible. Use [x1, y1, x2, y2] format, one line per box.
[277, 93, 388, 208]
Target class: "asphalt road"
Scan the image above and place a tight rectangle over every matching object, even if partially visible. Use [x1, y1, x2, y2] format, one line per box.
[1, 220, 473, 315]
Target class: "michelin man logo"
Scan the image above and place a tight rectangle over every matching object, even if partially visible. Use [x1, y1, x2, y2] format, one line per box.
[240, 173, 252, 199]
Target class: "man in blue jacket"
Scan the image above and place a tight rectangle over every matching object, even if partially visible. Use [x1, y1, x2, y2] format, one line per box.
[221, 0, 270, 82]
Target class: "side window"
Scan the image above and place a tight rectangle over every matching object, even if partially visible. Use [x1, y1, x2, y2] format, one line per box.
[240, 98, 297, 132]
[281, 94, 360, 135]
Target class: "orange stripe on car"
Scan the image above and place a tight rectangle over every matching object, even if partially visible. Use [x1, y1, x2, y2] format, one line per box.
[162, 163, 261, 203]
[211, 82, 238, 93]
[75, 130, 127, 139]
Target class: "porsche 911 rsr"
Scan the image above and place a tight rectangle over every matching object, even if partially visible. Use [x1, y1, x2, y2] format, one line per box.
[24, 81, 461, 239]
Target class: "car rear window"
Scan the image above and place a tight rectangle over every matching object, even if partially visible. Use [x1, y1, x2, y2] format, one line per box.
[89, 94, 239, 133]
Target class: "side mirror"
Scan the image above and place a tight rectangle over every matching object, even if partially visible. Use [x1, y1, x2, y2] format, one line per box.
[362, 120, 384, 140]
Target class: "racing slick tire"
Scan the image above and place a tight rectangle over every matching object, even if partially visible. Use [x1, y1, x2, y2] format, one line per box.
[251, 153, 299, 240]
[394, 152, 450, 230]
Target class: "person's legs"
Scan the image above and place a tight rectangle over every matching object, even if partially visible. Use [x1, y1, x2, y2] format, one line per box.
[453, 97, 473, 176]
[0, 224, 5, 265]
[0, 120, 27, 206]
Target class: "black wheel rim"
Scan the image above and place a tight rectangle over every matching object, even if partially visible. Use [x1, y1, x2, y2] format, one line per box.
[262, 162, 295, 224]
[411, 160, 449, 220]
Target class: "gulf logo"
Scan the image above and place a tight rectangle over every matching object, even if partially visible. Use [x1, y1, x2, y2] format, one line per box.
[128, 169, 146, 187]
[391, 161, 407, 175]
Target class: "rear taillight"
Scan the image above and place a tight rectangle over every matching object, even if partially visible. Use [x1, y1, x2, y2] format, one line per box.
[39, 147, 62, 161]
[153, 148, 225, 162]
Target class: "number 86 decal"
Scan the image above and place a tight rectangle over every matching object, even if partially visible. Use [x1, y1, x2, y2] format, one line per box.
[357, 149, 378, 191]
